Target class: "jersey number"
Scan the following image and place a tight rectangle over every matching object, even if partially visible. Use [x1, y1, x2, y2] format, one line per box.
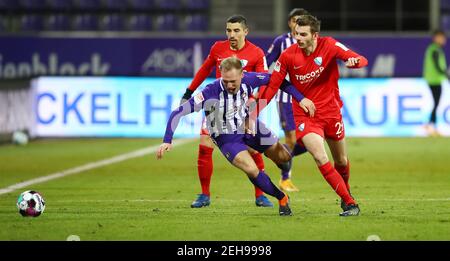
[335, 121, 343, 136]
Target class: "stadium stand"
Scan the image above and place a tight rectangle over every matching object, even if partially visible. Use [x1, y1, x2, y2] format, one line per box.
[128, 14, 153, 31]
[0, 0, 210, 32]
[46, 14, 71, 31]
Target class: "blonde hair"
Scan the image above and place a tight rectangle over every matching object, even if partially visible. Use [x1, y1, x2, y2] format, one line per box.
[219, 57, 243, 72]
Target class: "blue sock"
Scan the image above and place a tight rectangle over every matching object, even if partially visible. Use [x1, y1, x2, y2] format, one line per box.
[293, 143, 307, 156]
[249, 171, 285, 200]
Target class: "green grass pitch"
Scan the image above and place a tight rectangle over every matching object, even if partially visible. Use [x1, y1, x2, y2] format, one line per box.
[0, 137, 449, 240]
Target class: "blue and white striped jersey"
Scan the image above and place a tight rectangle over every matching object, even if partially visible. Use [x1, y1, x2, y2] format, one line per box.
[266, 32, 297, 103]
[163, 72, 305, 143]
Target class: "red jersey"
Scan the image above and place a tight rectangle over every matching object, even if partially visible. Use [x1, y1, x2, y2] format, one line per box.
[261, 36, 368, 119]
[187, 39, 268, 91]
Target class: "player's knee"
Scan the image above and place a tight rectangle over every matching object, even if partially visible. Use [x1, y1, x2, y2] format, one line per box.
[335, 157, 347, 166]
[312, 152, 328, 165]
[279, 149, 292, 162]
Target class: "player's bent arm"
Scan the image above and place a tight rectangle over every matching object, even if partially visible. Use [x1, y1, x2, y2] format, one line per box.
[345, 56, 368, 68]
[256, 69, 286, 114]
[331, 38, 368, 69]
[162, 100, 196, 144]
[279, 80, 304, 102]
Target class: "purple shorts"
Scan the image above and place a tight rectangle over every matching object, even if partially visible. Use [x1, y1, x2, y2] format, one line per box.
[278, 101, 296, 132]
[212, 121, 278, 163]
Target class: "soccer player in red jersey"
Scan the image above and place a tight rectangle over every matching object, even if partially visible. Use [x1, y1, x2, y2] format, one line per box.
[258, 15, 368, 216]
[180, 15, 274, 208]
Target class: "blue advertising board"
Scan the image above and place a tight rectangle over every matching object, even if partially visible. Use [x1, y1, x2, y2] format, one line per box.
[31, 77, 450, 138]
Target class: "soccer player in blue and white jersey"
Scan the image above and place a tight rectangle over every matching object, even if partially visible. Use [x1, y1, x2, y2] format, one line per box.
[157, 57, 312, 216]
[265, 8, 310, 192]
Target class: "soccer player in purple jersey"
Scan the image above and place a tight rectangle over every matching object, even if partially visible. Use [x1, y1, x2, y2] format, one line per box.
[265, 8, 310, 192]
[157, 57, 310, 216]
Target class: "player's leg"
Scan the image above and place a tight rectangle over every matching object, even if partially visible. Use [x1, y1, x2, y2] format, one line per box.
[247, 147, 273, 207]
[326, 137, 353, 212]
[231, 150, 291, 216]
[427, 84, 442, 136]
[191, 125, 215, 208]
[301, 131, 358, 216]
[326, 138, 350, 191]
[278, 101, 301, 192]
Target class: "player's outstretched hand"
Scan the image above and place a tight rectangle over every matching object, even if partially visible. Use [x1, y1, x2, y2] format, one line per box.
[299, 97, 316, 117]
[156, 143, 172, 160]
[345, 57, 360, 67]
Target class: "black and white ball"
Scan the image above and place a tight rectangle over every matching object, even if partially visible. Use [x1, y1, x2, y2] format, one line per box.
[16, 191, 46, 217]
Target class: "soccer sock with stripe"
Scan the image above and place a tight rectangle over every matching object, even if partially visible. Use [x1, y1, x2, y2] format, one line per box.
[197, 144, 214, 196]
[251, 153, 265, 198]
[249, 171, 285, 200]
[319, 162, 355, 205]
[334, 160, 350, 191]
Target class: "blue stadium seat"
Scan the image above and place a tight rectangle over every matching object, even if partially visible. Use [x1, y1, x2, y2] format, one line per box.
[19, 0, 46, 10]
[184, 14, 207, 31]
[0, 16, 8, 32]
[73, 0, 102, 11]
[442, 15, 450, 31]
[100, 14, 126, 31]
[128, 15, 153, 31]
[20, 15, 44, 31]
[46, 0, 73, 11]
[103, 0, 128, 11]
[184, 0, 209, 10]
[72, 14, 98, 31]
[442, 0, 450, 11]
[156, 0, 180, 10]
[128, 0, 154, 10]
[46, 14, 71, 31]
[155, 14, 178, 31]
[0, 0, 19, 11]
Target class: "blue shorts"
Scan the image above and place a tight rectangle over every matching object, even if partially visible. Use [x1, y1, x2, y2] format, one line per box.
[212, 121, 278, 163]
[278, 101, 296, 132]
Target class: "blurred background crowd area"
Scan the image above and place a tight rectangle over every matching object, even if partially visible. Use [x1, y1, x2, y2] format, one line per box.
[0, 0, 447, 34]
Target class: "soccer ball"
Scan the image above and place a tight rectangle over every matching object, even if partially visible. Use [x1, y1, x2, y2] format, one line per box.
[16, 191, 46, 217]
[12, 131, 28, 146]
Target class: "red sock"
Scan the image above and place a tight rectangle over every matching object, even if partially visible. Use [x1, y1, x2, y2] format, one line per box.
[319, 162, 355, 205]
[197, 144, 214, 196]
[251, 153, 265, 198]
[334, 160, 350, 191]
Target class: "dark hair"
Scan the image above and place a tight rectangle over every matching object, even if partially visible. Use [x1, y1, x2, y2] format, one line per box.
[226, 14, 248, 29]
[296, 14, 321, 34]
[288, 8, 310, 21]
[219, 57, 243, 72]
[433, 29, 446, 37]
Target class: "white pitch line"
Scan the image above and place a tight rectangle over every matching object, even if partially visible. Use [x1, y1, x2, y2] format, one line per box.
[0, 139, 193, 196]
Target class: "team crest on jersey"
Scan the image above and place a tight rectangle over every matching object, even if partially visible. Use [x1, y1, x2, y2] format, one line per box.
[298, 123, 305, 132]
[194, 93, 205, 105]
[314, 57, 323, 66]
[240, 59, 248, 68]
[274, 60, 281, 72]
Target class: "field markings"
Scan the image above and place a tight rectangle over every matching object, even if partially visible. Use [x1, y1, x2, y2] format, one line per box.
[0, 139, 193, 196]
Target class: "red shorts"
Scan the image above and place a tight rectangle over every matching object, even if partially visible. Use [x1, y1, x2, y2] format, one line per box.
[200, 118, 209, 135]
[294, 114, 345, 145]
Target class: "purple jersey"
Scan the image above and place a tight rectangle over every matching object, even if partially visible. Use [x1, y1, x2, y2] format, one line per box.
[163, 72, 304, 143]
[266, 32, 297, 103]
